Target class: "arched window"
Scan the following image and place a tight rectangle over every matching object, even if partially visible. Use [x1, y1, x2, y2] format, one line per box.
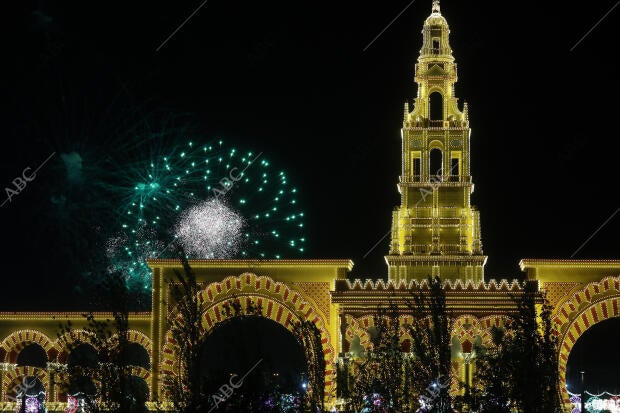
[429, 148, 443, 177]
[16, 344, 48, 368]
[123, 343, 151, 369]
[411, 151, 422, 181]
[68, 343, 98, 369]
[429, 92, 443, 120]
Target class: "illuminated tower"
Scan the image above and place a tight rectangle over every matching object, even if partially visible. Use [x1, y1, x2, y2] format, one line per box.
[386, 0, 486, 283]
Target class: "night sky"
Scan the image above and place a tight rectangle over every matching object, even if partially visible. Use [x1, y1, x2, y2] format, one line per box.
[2, 0, 620, 374]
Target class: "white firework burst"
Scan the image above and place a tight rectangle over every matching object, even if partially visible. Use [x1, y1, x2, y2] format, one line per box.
[174, 198, 245, 258]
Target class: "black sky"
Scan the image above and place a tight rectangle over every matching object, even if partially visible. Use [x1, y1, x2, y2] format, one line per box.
[2, 0, 620, 309]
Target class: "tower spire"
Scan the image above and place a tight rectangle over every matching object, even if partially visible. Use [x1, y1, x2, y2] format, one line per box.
[432, 0, 440, 13]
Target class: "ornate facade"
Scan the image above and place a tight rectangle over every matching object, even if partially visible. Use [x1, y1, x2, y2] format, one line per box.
[0, 1, 618, 411]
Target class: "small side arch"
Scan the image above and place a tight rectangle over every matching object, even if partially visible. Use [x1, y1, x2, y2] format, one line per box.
[1, 330, 56, 364]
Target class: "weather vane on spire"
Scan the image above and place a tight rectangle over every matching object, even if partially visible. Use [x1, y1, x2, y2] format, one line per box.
[432, 0, 441, 13]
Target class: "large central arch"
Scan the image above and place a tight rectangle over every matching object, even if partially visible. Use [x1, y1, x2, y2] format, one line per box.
[551, 276, 620, 404]
[160, 273, 336, 401]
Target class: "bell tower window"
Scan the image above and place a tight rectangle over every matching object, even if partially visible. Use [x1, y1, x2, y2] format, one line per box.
[411, 151, 422, 180]
[429, 92, 443, 121]
[432, 38, 440, 54]
[449, 151, 462, 181]
[429, 148, 443, 177]
[450, 158, 459, 181]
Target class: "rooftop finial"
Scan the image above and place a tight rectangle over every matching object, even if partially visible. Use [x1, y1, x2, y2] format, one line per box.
[432, 0, 440, 13]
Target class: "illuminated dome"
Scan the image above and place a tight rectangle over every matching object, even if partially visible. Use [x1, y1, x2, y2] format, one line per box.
[424, 0, 449, 27]
[418, 0, 454, 62]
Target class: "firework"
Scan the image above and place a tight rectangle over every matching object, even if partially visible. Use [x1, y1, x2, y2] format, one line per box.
[174, 198, 245, 258]
[108, 139, 306, 291]
[105, 224, 166, 291]
[9, 76, 306, 300]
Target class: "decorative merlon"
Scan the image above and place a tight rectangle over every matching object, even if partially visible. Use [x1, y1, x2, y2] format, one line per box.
[334, 278, 524, 292]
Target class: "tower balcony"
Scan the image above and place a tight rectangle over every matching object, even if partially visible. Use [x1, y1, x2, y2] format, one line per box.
[399, 206, 461, 218]
[399, 175, 472, 184]
[398, 242, 472, 255]
[405, 119, 469, 130]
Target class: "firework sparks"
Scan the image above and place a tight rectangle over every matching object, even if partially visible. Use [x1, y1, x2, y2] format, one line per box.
[105, 139, 306, 292]
[106, 223, 166, 289]
[174, 198, 245, 258]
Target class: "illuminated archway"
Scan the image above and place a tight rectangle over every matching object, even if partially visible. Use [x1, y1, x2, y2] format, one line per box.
[452, 315, 482, 350]
[342, 312, 468, 396]
[566, 317, 620, 394]
[54, 330, 98, 363]
[343, 315, 373, 352]
[552, 276, 620, 404]
[450, 314, 511, 394]
[1, 330, 56, 364]
[200, 315, 307, 407]
[124, 330, 153, 358]
[343, 314, 423, 353]
[477, 315, 511, 347]
[16, 343, 48, 369]
[346, 314, 511, 353]
[160, 273, 335, 400]
[53, 330, 153, 401]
